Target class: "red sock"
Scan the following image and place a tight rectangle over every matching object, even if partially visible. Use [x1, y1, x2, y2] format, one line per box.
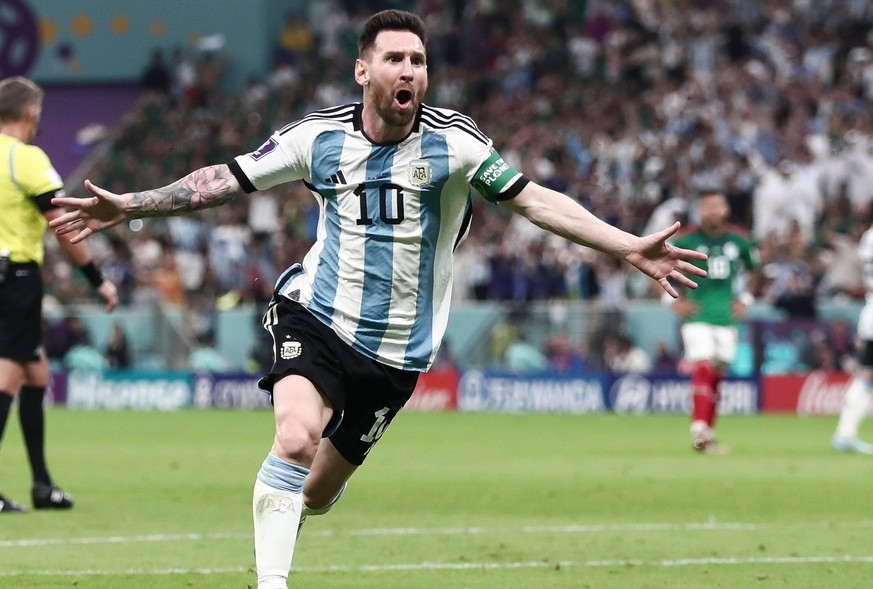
[691, 361, 720, 427]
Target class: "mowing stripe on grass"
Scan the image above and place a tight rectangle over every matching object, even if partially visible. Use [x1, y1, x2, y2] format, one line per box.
[4, 519, 873, 548]
[3, 555, 873, 578]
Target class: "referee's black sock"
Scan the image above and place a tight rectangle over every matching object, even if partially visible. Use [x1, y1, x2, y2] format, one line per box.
[18, 386, 52, 486]
[0, 390, 13, 445]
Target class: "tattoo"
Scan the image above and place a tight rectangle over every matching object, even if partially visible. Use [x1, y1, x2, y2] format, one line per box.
[130, 165, 239, 217]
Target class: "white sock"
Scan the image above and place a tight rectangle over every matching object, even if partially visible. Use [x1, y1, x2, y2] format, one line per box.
[690, 420, 711, 441]
[253, 455, 309, 589]
[835, 377, 873, 440]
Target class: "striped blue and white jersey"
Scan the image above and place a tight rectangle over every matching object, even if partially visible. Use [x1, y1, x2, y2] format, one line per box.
[856, 227, 873, 341]
[230, 103, 528, 371]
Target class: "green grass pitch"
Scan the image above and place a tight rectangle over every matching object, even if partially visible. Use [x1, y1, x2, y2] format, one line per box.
[1, 409, 872, 588]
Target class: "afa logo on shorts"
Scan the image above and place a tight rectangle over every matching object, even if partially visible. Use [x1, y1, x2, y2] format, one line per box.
[280, 339, 302, 360]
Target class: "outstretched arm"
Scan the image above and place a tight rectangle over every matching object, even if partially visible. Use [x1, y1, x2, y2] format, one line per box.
[503, 181, 707, 297]
[49, 164, 242, 244]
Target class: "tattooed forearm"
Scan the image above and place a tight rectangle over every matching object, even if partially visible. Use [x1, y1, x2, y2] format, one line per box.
[130, 165, 240, 217]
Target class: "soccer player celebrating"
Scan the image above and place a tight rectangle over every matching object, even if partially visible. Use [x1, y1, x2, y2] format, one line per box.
[669, 189, 758, 455]
[50, 10, 707, 588]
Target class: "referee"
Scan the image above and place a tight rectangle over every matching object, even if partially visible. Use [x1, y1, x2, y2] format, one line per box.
[0, 77, 118, 512]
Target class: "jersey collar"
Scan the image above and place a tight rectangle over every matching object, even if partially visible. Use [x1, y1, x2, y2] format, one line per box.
[353, 103, 423, 146]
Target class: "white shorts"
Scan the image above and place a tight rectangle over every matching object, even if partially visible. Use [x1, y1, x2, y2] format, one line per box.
[680, 322, 738, 366]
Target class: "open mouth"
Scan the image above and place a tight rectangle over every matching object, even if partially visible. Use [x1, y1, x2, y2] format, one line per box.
[395, 89, 413, 106]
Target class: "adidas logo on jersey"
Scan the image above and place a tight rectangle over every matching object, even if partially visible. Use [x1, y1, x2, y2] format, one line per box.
[324, 170, 347, 184]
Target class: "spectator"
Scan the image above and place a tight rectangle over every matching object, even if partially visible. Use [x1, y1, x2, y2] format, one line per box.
[189, 330, 228, 373]
[62, 317, 108, 371]
[150, 249, 186, 306]
[105, 321, 132, 369]
[603, 332, 652, 374]
[103, 236, 136, 305]
[275, 13, 315, 66]
[652, 340, 679, 373]
[504, 334, 548, 373]
[546, 334, 588, 374]
[141, 49, 172, 96]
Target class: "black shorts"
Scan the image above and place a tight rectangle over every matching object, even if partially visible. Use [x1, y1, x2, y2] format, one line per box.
[258, 296, 419, 466]
[0, 262, 42, 363]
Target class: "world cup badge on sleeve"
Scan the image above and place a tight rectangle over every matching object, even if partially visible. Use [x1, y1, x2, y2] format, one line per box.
[250, 137, 278, 161]
[408, 159, 431, 187]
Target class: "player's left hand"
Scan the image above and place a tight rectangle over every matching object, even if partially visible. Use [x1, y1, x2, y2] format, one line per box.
[626, 222, 707, 298]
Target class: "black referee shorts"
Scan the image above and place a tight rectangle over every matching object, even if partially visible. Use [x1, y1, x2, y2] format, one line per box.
[257, 296, 419, 466]
[0, 262, 43, 363]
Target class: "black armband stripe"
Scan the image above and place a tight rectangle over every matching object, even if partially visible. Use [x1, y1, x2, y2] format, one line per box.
[227, 159, 257, 194]
[33, 190, 60, 213]
[493, 175, 530, 202]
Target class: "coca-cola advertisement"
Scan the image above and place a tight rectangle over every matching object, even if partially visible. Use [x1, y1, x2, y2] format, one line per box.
[406, 369, 459, 411]
[761, 371, 853, 415]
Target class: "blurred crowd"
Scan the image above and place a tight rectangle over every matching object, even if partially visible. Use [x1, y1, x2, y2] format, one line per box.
[41, 0, 873, 371]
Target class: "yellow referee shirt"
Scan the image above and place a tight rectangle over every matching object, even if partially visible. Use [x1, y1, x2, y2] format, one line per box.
[0, 133, 64, 265]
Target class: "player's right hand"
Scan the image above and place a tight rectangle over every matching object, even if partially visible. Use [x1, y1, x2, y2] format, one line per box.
[49, 180, 130, 243]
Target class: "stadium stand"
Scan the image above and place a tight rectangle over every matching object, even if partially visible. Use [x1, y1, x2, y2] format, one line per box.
[39, 0, 873, 371]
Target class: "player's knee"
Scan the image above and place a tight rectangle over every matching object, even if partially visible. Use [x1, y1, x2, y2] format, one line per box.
[273, 423, 321, 464]
[693, 360, 717, 381]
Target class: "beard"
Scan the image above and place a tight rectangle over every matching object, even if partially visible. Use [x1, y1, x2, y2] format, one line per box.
[371, 81, 426, 128]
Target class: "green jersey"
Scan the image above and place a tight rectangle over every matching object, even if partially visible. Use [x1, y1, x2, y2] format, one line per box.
[672, 226, 758, 326]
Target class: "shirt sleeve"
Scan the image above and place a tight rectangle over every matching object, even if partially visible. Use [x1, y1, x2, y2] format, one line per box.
[229, 128, 310, 193]
[445, 112, 528, 203]
[14, 144, 63, 197]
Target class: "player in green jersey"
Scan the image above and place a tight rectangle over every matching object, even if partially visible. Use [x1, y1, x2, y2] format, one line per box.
[669, 189, 758, 454]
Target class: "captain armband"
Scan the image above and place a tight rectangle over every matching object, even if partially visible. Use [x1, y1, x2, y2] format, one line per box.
[470, 151, 528, 203]
[79, 261, 106, 288]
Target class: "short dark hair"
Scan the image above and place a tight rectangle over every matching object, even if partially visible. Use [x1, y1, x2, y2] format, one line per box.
[697, 188, 725, 199]
[358, 9, 427, 58]
[0, 76, 42, 123]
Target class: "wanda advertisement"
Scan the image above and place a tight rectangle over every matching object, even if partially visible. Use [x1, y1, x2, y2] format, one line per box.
[44, 367, 855, 416]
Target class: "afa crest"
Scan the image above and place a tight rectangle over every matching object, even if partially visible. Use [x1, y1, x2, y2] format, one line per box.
[408, 159, 431, 187]
[280, 340, 302, 360]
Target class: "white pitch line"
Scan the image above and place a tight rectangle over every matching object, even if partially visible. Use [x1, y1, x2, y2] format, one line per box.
[0, 532, 245, 548]
[4, 519, 873, 548]
[3, 555, 873, 578]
